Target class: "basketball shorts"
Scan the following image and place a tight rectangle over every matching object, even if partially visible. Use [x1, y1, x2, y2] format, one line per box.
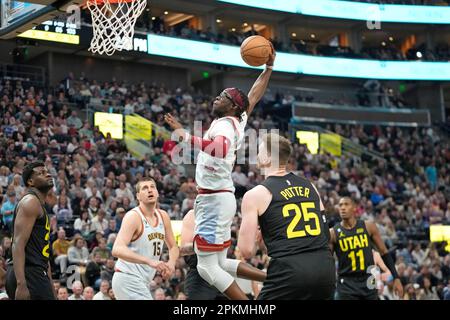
[6, 264, 55, 300]
[194, 192, 236, 249]
[336, 275, 379, 300]
[257, 249, 336, 300]
[112, 271, 153, 300]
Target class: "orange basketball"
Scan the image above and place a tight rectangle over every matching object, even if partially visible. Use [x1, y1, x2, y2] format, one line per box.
[240, 35, 272, 67]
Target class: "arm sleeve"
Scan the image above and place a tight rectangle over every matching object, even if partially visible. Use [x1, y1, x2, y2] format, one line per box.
[189, 135, 230, 158]
[381, 252, 399, 279]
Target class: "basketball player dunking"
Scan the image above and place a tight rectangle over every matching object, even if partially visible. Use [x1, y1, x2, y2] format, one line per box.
[238, 133, 336, 299]
[329, 197, 403, 300]
[164, 45, 276, 300]
[111, 177, 179, 300]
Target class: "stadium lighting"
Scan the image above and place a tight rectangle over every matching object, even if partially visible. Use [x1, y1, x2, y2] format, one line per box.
[164, 11, 169, 15]
[291, 33, 297, 37]
[310, 33, 316, 39]
[216, 19, 222, 23]
[389, 36, 394, 42]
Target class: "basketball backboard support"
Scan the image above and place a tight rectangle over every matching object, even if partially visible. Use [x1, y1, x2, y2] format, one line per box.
[0, 0, 83, 39]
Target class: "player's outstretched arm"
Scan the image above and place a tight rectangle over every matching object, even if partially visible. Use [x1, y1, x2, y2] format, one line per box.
[160, 210, 180, 279]
[247, 43, 276, 116]
[112, 211, 169, 274]
[12, 196, 41, 300]
[164, 113, 230, 158]
[238, 188, 260, 259]
[366, 221, 404, 298]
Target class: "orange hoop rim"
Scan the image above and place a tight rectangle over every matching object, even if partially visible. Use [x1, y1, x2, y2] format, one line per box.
[85, 0, 137, 7]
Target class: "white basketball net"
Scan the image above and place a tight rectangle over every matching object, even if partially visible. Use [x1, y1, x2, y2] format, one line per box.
[86, 0, 147, 56]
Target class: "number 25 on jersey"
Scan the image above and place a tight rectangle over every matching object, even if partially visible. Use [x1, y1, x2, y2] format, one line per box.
[282, 202, 321, 239]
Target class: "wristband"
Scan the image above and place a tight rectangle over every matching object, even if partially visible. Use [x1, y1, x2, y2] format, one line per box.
[266, 65, 273, 70]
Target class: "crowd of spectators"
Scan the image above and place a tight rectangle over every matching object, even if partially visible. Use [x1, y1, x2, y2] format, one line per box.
[0, 73, 449, 300]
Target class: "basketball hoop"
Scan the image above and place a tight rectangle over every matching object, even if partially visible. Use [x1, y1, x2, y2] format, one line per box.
[86, 0, 147, 56]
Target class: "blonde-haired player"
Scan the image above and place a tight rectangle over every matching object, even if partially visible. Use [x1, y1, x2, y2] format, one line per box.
[112, 177, 179, 300]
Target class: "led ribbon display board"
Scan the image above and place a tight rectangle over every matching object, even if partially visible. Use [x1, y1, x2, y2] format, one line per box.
[218, 0, 450, 24]
[147, 34, 450, 81]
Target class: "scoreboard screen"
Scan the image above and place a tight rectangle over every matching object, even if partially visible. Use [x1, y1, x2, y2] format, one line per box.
[18, 20, 80, 44]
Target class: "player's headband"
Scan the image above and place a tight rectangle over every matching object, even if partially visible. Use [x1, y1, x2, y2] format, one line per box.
[223, 88, 245, 109]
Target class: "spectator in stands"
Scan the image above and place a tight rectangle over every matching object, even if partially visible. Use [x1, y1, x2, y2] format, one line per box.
[154, 288, 166, 300]
[0, 166, 10, 190]
[168, 202, 182, 220]
[67, 110, 83, 130]
[68, 281, 84, 300]
[85, 253, 102, 289]
[104, 219, 118, 238]
[425, 160, 438, 191]
[53, 194, 73, 225]
[0, 237, 11, 259]
[86, 196, 101, 218]
[176, 291, 187, 300]
[92, 238, 112, 264]
[100, 257, 115, 283]
[67, 237, 89, 282]
[163, 167, 180, 192]
[57, 287, 69, 300]
[181, 192, 195, 215]
[79, 122, 93, 140]
[371, 186, 385, 206]
[52, 228, 70, 277]
[412, 243, 427, 267]
[108, 287, 116, 300]
[74, 210, 92, 238]
[418, 277, 439, 300]
[9, 174, 25, 199]
[52, 280, 61, 294]
[93, 280, 111, 300]
[106, 233, 116, 251]
[90, 209, 109, 235]
[404, 284, 419, 300]
[115, 181, 135, 204]
[1, 190, 17, 231]
[83, 286, 95, 300]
